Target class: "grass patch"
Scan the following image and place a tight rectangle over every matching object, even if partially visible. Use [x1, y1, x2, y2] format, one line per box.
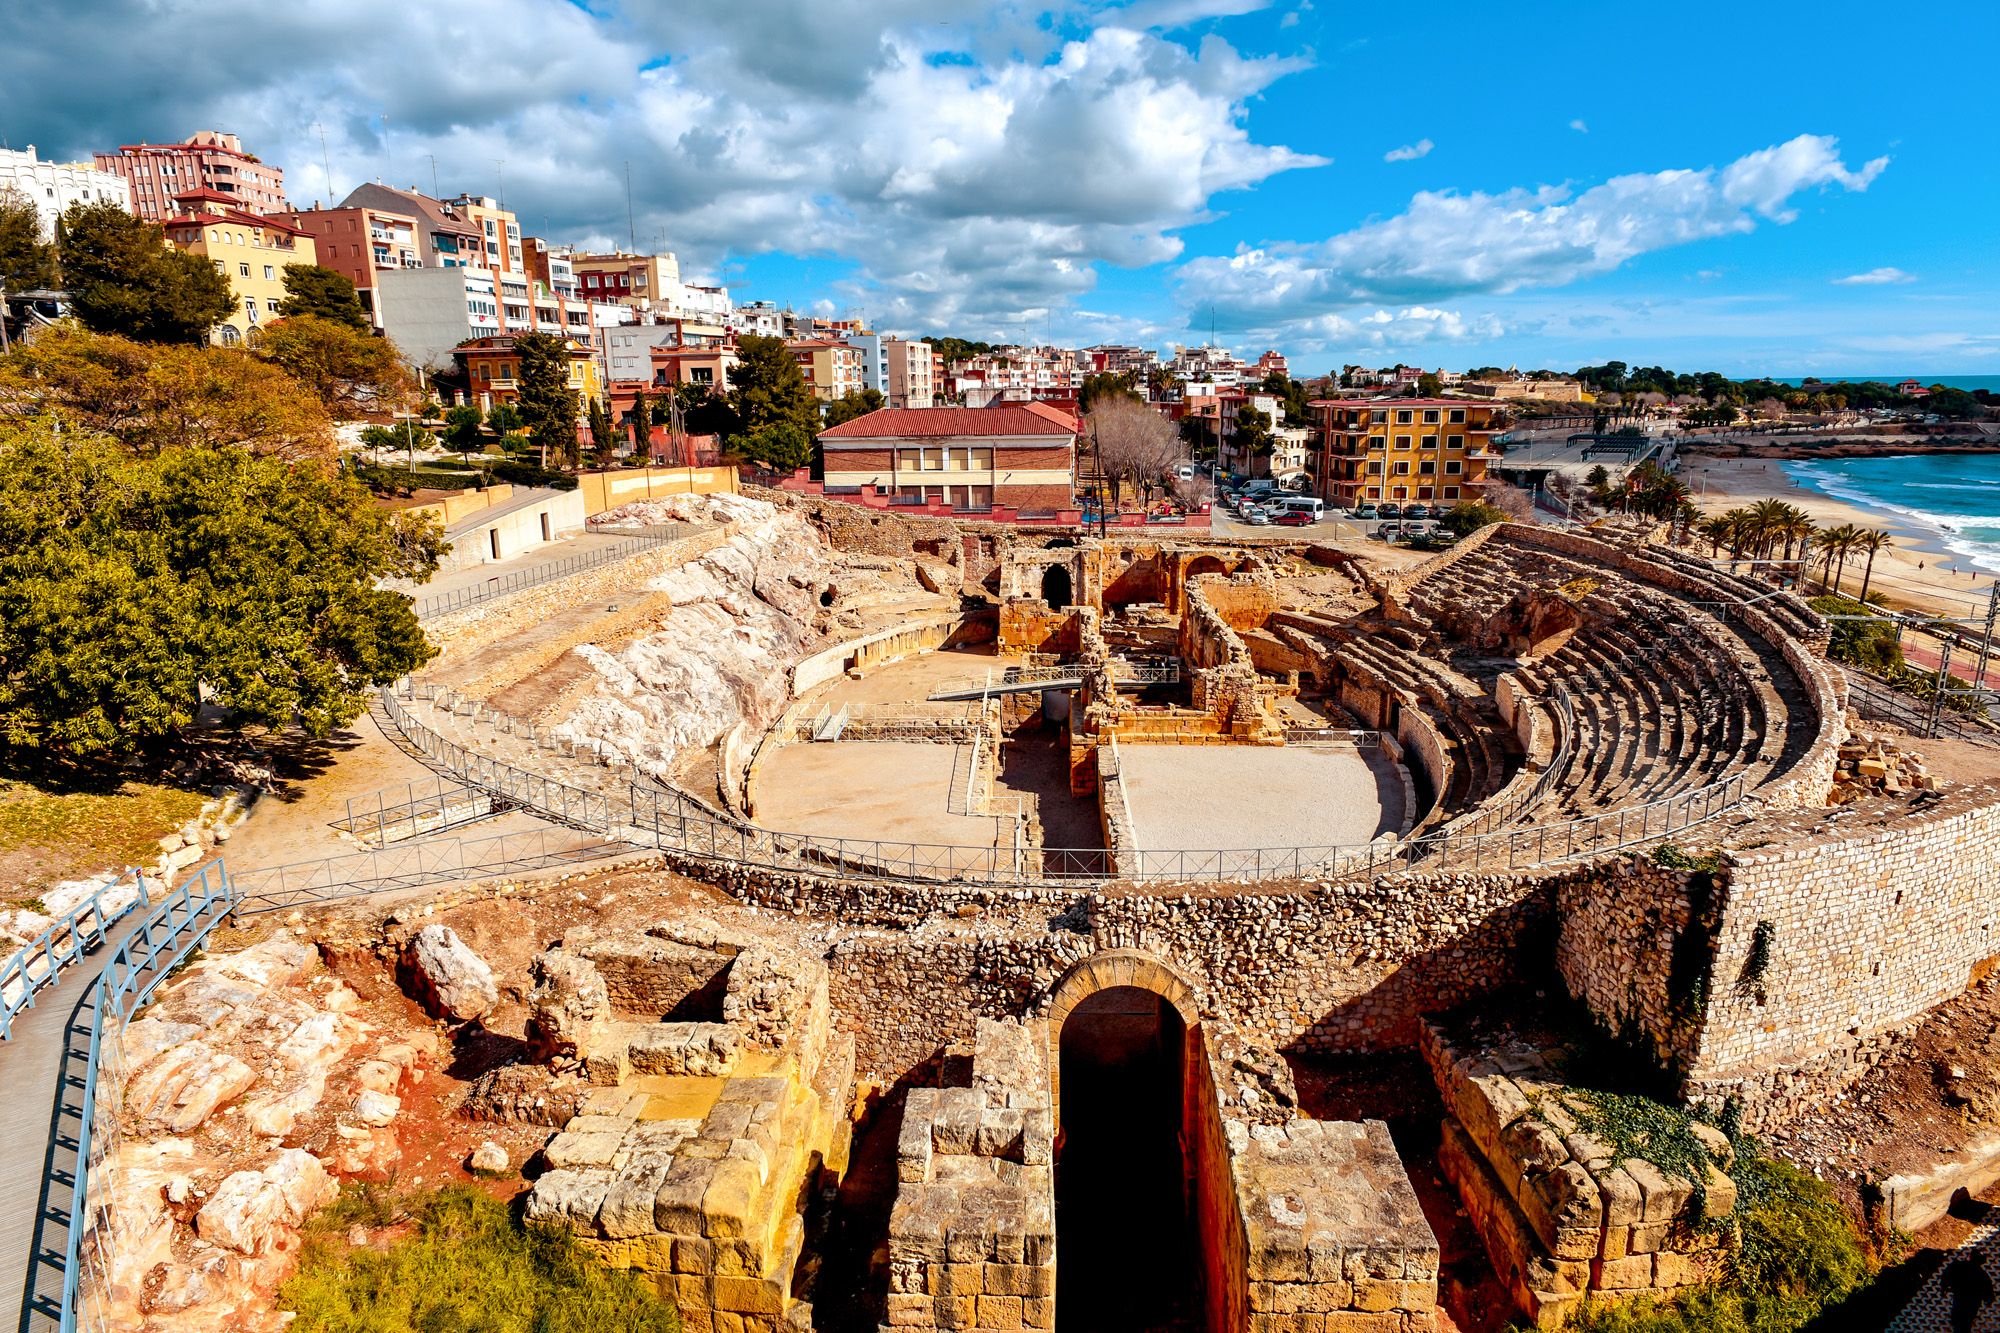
[282, 1183, 680, 1333]
[0, 777, 206, 891]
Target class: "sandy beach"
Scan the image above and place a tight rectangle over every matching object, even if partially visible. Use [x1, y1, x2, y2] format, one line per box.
[1682, 455, 2000, 620]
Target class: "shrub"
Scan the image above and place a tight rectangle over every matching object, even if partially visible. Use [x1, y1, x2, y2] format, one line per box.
[491, 458, 579, 490]
[1808, 596, 1902, 675]
[282, 1183, 680, 1332]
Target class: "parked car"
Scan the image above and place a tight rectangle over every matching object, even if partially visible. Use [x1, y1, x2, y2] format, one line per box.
[1377, 502, 1404, 519]
[1349, 504, 1379, 520]
[1403, 503, 1431, 521]
[1242, 508, 1272, 526]
[1377, 522, 1406, 541]
[1274, 509, 1314, 526]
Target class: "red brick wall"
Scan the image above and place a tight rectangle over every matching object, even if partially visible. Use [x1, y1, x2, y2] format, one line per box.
[824, 448, 892, 471]
[1001, 445, 1075, 470]
[998, 483, 1073, 510]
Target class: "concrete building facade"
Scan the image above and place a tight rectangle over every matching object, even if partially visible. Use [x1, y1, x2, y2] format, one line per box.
[789, 339, 866, 402]
[883, 337, 936, 408]
[0, 146, 131, 239]
[373, 267, 502, 367]
[95, 131, 285, 222]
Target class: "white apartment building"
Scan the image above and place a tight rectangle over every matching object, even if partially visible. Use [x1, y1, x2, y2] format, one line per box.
[0, 146, 132, 240]
[884, 337, 936, 408]
[843, 332, 891, 398]
[728, 301, 785, 339]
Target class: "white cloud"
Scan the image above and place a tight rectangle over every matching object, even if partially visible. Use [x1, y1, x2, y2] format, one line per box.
[0, 0, 1323, 336]
[1383, 138, 1433, 163]
[1834, 266, 1915, 286]
[1174, 135, 1890, 340]
[1569, 119, 1589, 133]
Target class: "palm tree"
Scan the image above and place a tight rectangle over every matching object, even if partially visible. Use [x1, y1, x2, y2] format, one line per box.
[1813, 527, 1846, 593]
[1854, 528, 1893, 604]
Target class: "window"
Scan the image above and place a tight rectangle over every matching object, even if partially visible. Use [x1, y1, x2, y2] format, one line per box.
[266, 299, 280, 313]
[1449, 408, 1466, 423]
[243, 297, 258, 322]
[970, 447, 993, 470]
[1422, 410, 1439, 424]
[1393, 460, 1411, 476]
[213, 259, 226, 274]
[1444, 486, 1460, 499]
[1419, 460, 1436, 475]
[1447, 435, 1465, 449]
[1395, 410, 1413, 424]
[1366, 460, 1383, 475]
[1446, 459, 1463, 474]
[1394, 434, 1412, 449]
[691, 367, 713, 385]
[238, 262, 250, 277]
[263, 265, 274, 280]
[1370, 409, 1387, 424]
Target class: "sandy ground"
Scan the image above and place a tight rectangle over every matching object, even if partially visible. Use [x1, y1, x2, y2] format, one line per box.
[1684, 455, 2000, 619]
[749, 740, 1013, 854]
[1118, 742, 1405, 852]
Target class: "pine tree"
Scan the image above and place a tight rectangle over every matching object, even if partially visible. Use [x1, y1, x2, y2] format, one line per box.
[512, 333, 579, 468]
[57, 201, 233, 344]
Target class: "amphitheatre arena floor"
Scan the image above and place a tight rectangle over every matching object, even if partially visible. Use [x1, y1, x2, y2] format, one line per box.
[751, 741, 1015, 852]
[1117, 741, 1407, 852]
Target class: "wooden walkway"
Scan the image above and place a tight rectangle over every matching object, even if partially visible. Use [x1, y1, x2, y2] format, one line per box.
[0, 918, 133, 1333]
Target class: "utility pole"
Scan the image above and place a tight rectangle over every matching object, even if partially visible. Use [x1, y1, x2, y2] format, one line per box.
[1971, 580, 2000, 694]
[1927, 634, 1958, 739]
[428, 154, 440, 198]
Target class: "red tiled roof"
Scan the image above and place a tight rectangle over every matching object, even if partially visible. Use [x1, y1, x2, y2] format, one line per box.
[819, 407, 1076, 440]
[1009, 399, 1080, 429]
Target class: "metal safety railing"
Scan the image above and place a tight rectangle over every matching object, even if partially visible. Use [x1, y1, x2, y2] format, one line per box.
[36, 860, 238, 1333]
[407, 521, 701, 621]
[231, 826, 625, 914]
[334, 776, 506, 846]
[0, 870, 149, 1041]
[380, 677, 1754, 890]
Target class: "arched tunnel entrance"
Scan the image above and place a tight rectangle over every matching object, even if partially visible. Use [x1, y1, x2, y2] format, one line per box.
[1055, 985, 1199, 1330]
[1042, 564, 1074, 611]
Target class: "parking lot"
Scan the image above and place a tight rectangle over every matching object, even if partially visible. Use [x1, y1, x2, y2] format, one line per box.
[1206, 491, 1457, 548]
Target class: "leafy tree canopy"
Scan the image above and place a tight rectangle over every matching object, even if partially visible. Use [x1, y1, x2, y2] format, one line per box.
[512, 333, 579, 468]
[0, 186, 57, 293]
[58, 201, 233, 344]
[729, 419, 814, 472]
[928, 336, 993, 366]
[728, 334, 817, 438]
[253, 315, 413, 417]
[1078, 372, 1142, 413]
[274, 264, 370, 330]
[1440, 500, 1507, 536]
[0, 419, 440, 760]
[0, 324, 334, 462]
[822, 387, 884, 428]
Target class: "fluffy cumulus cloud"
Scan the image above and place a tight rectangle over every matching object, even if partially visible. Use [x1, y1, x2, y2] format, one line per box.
[1175, 135, 1890, 349]
[1383, 139, 1433, 162]
[0, 0, 1320, 335]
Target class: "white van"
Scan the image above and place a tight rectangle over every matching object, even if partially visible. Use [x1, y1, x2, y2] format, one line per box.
[1278, 497, 1325, 521]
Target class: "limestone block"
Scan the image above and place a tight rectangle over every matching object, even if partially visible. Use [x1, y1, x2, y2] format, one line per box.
[656, 1157, 721, 1236]
[528, 951, 611, 1063]
[1596, 1166, 1644, 1228]
[545, 1124, 629, 1170]
[470, 1141, 509, 1173]
[600, 1151, 678, 1240]
[700, 1155, 764, 1241]
[525, 1168, 612, 1230]
[1022, 1296, 1053, 1329]
[352, 1089, 400, 1127]
[401, 924, 498, 1022]
[1622, 1159, 1693, 1224]
[1593, 1253, 1654, 1290]
[126, 1040, 257, 1134]
[195, 1149, 336, 1256]
[1653, 1249, 1713, 1288]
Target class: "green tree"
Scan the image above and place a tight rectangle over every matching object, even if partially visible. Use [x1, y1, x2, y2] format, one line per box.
[1440, 500, 1507, 535]
[728, 334, 817, 438]
[274, 264, 370, 330]
[442, 404, 485, 458]
[1078, 372, 1142, 413]
[57, 201, 233, 344]
[679, 381, 740, 438]
[1416, 371, 1442, 397]
[628, 386, 652, 455]
[486, 401, 523, 437]
[1233, 404, 1273, 456]
[731, 420, 814, 472]
[0, 186, 57, 294]
[0, 420, 440, 761]
[587, 397, 616, 466]
[252, 314, 412, 416]
[512, 333, 579, 468]
[823, 387, 884, 428]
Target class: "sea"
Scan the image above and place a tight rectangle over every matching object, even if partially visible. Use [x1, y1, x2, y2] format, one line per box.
[1784, 453, 2000, 575]
[1773, 375, 2000, 392]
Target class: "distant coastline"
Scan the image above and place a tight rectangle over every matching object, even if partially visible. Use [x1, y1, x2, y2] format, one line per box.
[1772, 375, 2000, 392]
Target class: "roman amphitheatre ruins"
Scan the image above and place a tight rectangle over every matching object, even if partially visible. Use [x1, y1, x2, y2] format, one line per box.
[24, 478, 2000, 1333]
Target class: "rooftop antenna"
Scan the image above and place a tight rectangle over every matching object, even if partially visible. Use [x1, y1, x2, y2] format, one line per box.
[314, 122, 336, 200]
[624, 161, 636, 251]
[428, 153, 439, 199]
[495, 159, 508, 210]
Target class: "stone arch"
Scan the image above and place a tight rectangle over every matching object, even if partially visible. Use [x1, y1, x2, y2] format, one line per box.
[1041, 563, 1073, 611]
[1044, 947, 1199, 1033]
[1182, 554, 1230, 584]
[1043, 948, 1200, 1124]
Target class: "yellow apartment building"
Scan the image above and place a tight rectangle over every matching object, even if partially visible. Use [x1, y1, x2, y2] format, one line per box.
[162, 187, 318, 346]
[1310, 398, 1504, 507]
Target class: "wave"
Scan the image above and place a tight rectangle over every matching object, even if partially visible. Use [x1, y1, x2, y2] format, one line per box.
[1786, 465, 2000, 574]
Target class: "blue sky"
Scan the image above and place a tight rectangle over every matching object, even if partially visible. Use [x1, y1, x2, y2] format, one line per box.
[4, 0, 1995, 376]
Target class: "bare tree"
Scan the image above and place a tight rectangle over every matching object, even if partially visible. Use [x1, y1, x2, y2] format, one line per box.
[1087, 395, 1183, 505]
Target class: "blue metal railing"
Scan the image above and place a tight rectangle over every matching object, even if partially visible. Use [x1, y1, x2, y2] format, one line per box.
[38, 860, 238, 1333]
[0, 870, 149, 1041]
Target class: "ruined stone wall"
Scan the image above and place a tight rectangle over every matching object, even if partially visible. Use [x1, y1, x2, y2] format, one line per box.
[657, 855, 1560, 1074]
[1554, 857, 1711, 1077]
[1686, 787, 2000, 1125]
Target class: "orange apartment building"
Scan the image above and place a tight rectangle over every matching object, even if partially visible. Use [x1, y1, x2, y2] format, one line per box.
[1310, 398, 1503, 507]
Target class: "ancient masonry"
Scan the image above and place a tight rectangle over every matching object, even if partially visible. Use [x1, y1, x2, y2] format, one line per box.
[90, 492, 1999, 1330]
